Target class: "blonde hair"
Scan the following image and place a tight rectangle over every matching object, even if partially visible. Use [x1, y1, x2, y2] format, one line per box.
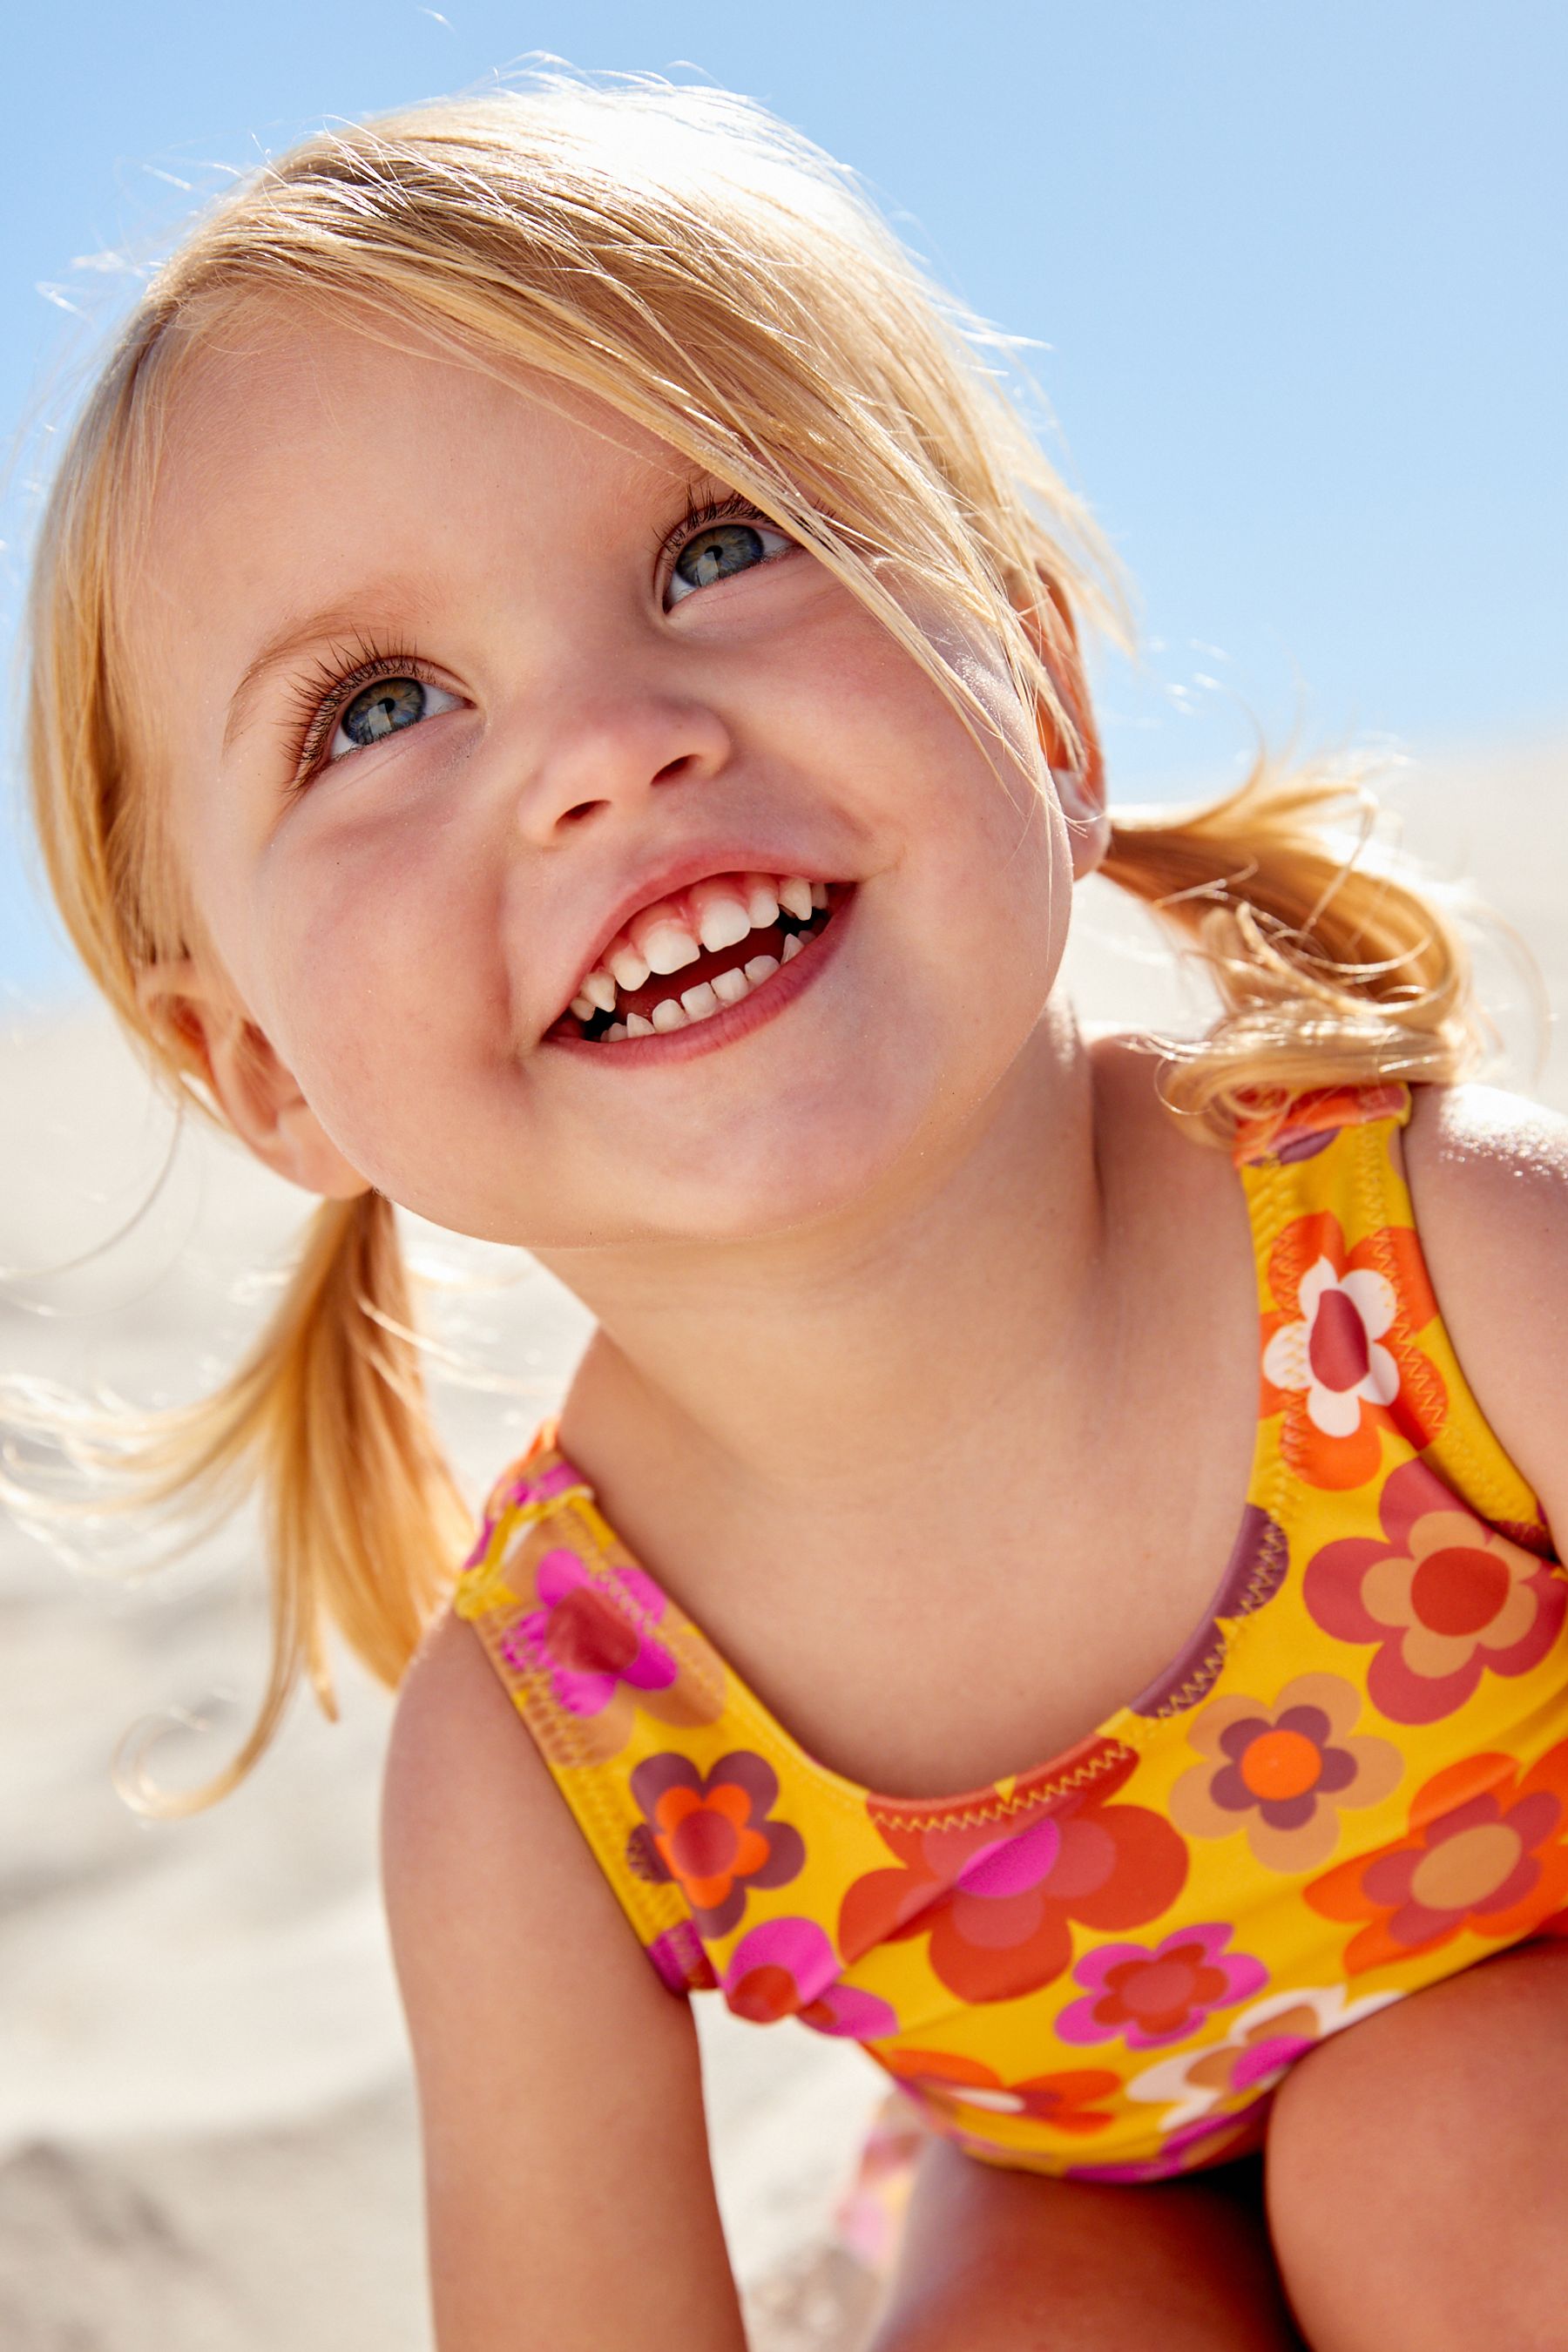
[19, 71, 1500, 1809]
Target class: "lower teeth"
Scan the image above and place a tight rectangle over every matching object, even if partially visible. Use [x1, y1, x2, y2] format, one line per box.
[584, 904, 829, 1041]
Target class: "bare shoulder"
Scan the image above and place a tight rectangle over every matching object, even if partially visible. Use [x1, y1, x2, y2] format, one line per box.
[381, 1599, 689, 2053]
[382, 1596, 556, 1899]
[1402, 1079, 1568, 1537]
[382, 1608, 744, 2350]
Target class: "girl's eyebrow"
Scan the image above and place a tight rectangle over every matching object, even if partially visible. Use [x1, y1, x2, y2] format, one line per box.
[220, 471, 727, 757]
[221, 585, 436, 756]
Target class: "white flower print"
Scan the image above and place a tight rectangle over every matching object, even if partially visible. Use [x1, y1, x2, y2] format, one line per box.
[1125, 1984, 1405, 2132]
[1260, 1255, 1400, 1438]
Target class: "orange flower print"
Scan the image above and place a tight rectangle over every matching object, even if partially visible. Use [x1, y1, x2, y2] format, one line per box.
[1259, 1208, 1445, 1488]
[1170, 1672, 1402, 1871]
[1304, 1458, 1566, 1724]
[838, 1740, 1188, 2006]
[1305, 1741, 1568, 1974]
[882, 2048, 1121, 2138]
[629, 1751, 804, 1938]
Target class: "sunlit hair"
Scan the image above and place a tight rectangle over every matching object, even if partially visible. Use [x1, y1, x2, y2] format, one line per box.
[18, 70, 1503, 1809]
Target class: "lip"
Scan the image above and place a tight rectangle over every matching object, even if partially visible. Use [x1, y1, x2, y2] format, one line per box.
[545, 882, 855, 1067]
[552, 841, 850, 1025]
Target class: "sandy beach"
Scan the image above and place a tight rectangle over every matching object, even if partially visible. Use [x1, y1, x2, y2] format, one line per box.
[2, 735, 1562, 2349]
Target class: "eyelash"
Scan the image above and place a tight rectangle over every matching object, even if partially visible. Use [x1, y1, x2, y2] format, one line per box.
[280, 488, 786, 787]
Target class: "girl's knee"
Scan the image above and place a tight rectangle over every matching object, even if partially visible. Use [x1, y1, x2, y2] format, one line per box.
[1265, 1948, 1568, 2350]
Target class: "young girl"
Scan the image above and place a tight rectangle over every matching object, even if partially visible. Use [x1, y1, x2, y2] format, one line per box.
[21, 69, 1568, 2352]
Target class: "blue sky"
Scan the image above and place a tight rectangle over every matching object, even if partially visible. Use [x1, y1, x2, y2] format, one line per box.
[4, 0, 1564, 1000]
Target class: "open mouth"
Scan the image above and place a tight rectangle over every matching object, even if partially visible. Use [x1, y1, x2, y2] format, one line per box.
[548, 873, 848, 1044]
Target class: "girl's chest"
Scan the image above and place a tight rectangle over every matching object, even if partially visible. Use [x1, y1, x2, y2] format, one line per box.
[637, 1385, 1265, 1800]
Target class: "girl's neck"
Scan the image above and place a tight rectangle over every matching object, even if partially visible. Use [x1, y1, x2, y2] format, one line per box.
[545, 999, 1134, 1527]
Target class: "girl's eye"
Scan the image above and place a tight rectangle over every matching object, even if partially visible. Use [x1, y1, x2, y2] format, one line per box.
[664, 498, 795, 608]
[325, 673, 461, 766]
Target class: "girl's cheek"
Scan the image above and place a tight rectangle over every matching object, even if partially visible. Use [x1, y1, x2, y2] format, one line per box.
[254, 823, 477, 1079]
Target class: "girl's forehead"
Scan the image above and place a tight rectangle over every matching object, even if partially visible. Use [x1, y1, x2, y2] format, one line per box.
[152, 295, 693, 524]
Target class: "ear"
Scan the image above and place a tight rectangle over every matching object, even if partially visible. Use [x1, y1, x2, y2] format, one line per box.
[136, 958, 373, 1202]
[1015, 571, 1111, 882]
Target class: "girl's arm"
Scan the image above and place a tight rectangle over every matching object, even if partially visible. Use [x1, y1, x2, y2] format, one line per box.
[1403, 1081, 1568, 1541]
[382, 1610, 748, 2352]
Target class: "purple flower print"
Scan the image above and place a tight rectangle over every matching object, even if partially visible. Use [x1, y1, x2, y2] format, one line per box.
[629, 1750, 806, 1939]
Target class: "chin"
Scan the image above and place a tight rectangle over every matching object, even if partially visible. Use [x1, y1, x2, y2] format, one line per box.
[633, 1077, 973, 1243]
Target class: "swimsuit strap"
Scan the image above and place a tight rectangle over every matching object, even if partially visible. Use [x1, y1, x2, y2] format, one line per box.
[452, 1445, 727, 1990]
[1233, 1077, 1550, 1544]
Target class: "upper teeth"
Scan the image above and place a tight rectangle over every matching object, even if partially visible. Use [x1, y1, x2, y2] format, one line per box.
[568, 872, 829, 1036]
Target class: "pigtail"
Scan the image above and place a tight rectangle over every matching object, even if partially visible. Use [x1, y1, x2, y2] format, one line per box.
[1098, 753, 1506, 1149]
[4, 1188, 470, 1818]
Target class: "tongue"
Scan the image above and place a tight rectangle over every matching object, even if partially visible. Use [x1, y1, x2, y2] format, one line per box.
[617, 921, 788, 1023]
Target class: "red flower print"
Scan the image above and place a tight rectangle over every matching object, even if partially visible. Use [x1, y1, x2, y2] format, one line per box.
[1054, 1923, 1268, 2051]
[837, 1740, 1188, 2005]
[1303, 1457, 1565, 1724]
[1259, 1207, 1445, 1488]
[1305, 1741, 1568, 1974]
[882, 2048, 1120, 2137]
[629, 1751, 804, 1938]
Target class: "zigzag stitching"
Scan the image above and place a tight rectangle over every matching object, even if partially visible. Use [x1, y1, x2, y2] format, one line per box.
[871, 1740, 1136, 1836]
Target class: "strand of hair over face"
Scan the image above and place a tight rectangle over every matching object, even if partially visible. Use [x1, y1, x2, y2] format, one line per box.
[15, 68, 1517, 1810]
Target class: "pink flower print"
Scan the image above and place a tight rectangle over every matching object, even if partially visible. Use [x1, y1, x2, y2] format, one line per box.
[722, 1918, 898, 2038]
[1170, 1672, 1402, 1872]
[504, 1548, 678, 1718]
[1056, 1925, 1269, 2051]
[467, 1524, 724, 1766]
[1303, 1457, 1565, 1724]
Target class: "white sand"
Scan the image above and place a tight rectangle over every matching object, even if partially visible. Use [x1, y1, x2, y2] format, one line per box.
[1, 736, 1561, 2348]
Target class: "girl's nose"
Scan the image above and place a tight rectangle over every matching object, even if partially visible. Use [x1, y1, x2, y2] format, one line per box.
[510, 686, 733, 845]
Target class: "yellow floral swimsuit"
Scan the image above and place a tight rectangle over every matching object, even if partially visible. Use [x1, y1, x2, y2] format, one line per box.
[455, 1080, 1567, 2188]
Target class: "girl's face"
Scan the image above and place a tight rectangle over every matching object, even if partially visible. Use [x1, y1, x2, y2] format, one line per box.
[137, 302, 1092, 1249]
